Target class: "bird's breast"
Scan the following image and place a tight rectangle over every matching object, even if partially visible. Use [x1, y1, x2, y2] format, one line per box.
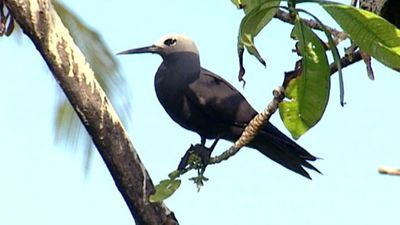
[154, 66, 193, 125]
[154, 62, 227, 139]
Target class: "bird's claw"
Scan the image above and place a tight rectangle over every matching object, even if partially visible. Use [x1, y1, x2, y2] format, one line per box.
[177, 144, 212, 172]
[189, 173, 209, 192]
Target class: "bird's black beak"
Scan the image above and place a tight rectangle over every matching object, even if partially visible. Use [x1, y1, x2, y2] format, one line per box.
[117, 45, 162, 55]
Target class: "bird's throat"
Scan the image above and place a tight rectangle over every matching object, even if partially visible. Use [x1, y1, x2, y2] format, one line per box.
[162, 52, 201, 75]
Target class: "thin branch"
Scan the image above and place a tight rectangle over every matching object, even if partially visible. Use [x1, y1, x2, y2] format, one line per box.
[275, 9, 348, 43]
[378, 166, 400, 176]
[4, 0, 177, 224]
[330, 50, 362, 75]
[209, 86, 285, 164]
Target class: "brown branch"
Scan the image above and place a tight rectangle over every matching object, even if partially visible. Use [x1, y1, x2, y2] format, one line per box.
[378, 166, 400, 176]
[3, 0, 177, 224]
[209, 86, 285, 164]
[330, 50, 363, 75]
[282, 50, 363, 92]
[275, 9, 348, 43]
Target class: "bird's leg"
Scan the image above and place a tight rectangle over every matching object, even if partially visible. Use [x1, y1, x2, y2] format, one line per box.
[200, 138, 219, 170]
[200, 137, 206, 146]
[176, 143, 208, 171]
[193, 138, 220, 190]
[176, 138, 220, 190]
[177, 144, 197, 171]
[208, 138, 219, 151]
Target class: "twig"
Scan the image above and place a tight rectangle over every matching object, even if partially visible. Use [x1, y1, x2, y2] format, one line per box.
[209, 86, 285, 164]
[330, 50, 362, 75]
[275, 9, 348, 44]
[378, 166, 400, 176]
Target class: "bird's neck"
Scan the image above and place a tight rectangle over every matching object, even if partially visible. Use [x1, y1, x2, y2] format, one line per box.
[162, 52, 201, 75]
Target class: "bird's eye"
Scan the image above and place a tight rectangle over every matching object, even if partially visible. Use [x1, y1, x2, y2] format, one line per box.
[164, 38, 177, 46]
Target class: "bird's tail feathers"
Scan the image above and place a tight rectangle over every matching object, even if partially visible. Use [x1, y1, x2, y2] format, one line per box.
[249, 124, 321, 179]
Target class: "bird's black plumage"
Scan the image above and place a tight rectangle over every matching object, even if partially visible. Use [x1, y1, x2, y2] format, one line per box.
[119, 34, 320, 179]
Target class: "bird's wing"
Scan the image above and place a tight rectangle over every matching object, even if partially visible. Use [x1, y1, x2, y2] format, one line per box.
[185, 68, 257, 127]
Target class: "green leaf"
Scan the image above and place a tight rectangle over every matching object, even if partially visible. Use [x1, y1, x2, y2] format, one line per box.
[238, 0, 281, 66]
[279, 16, 330, 139]
[168, 170, 181, 179]
[231, 0, 275, 14]
[149, 178, 181, 203]
[231, 0, 243, 9]
[296, 7, 345, 105]
[322, 3, 400, 70]
[189, 174, 209, 192]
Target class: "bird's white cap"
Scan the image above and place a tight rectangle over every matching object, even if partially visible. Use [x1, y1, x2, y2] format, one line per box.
[153, 33, 199, 55]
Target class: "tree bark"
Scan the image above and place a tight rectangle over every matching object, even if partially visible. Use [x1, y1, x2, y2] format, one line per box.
[3, 0, 177, 224]
[360, 0, 400, 28]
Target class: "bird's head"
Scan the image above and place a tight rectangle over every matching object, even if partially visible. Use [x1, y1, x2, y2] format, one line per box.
[118, 34, 199, 58]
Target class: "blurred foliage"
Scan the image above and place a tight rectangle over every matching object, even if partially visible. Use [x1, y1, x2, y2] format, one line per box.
[52, 0, 131, 169]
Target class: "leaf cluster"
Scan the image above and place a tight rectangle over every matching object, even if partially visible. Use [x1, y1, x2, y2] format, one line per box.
[234, 0, 400, 139]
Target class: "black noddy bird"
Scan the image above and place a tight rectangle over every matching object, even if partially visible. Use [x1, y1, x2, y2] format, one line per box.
[118, 34, 320, 179]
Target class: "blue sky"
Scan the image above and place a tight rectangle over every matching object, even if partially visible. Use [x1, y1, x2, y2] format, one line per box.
[1, 0, 400, 225]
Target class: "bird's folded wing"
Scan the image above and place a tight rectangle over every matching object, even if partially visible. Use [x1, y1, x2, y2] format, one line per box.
[185, 68, 257, 127]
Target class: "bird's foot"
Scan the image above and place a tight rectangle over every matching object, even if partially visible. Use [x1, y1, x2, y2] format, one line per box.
[176, 144, 212, 191]
[177, 139, 219, 190]
[189, 173, 209, 192]
[177, 143, 212, 172]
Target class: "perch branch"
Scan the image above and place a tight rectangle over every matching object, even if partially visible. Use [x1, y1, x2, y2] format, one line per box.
[209, 86, 285, 164]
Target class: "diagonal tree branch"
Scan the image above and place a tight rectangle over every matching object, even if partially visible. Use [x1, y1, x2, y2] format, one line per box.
[3, 0, 177, 224]
[329, 50, 363, 75]
[209, 87, 285, 164]
[275, 9, 348, 43]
